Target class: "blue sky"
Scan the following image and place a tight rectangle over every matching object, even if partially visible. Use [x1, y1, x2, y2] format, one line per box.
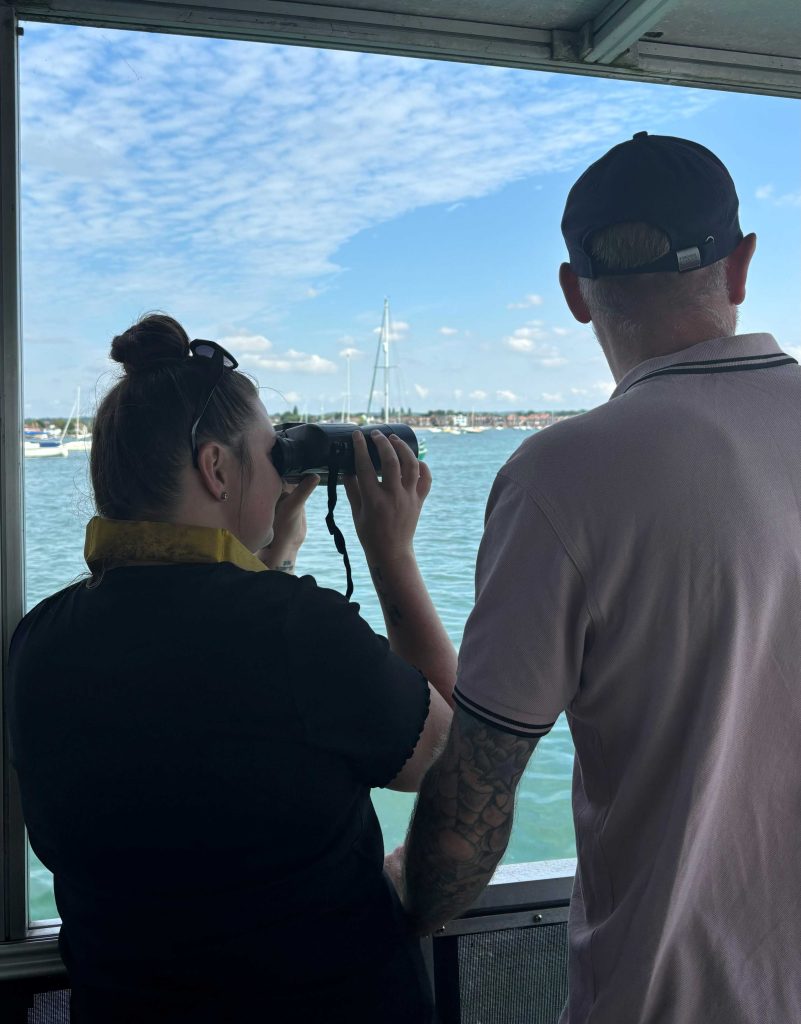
[19, 22, 801, 417]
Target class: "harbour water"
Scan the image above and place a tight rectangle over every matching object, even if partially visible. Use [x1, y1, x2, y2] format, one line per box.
[23, 428, 576, 922]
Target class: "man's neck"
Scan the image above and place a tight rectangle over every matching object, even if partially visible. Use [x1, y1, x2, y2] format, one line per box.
[597, 319, 737, 382]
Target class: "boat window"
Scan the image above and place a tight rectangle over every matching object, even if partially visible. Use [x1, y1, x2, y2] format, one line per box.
[17, 19, 800, 925]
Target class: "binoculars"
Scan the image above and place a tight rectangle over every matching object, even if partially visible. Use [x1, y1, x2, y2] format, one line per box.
[271, 422, 419, 484]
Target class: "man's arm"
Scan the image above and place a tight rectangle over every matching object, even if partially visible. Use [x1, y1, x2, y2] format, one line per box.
[403, 707, 539, 935]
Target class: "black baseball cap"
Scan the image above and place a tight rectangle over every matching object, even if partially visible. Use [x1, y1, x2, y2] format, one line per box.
[561, 132, 743, 278]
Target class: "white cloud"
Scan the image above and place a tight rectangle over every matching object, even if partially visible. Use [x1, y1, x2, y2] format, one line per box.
[542, 391, 563, 402]
[439, 326, 458, 336]
[552, 326, 570, 336]
[592, 379, 616, 396]
[504, 326, 567, 366]
[785, 344, 801, 360]
[243, 350, 337, 374]
[570, 387, 589, 396]
[496, 389, 520, 402]
[507, 293, 544, 310]
[469, 389, 488, 400]
[219, 331, 272, 353]
[19, 23, 718, 344]
[339, 346, 361, 358]
[755, 183, 801, 207]
[414, 383, 429, 398]
[373, 319, 409, 342]
[18, 24, 721, 407]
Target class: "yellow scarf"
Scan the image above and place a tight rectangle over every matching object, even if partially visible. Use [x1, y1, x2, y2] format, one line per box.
[84, 517, 267, 574]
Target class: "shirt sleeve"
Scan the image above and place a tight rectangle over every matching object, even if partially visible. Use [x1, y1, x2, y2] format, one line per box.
[284, 576, 431, 788]
[454, 469, 592, 737]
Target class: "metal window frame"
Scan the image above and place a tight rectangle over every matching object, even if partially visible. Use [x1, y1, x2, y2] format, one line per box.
[0, 4, 27, 946]
[2, 1, 801, 97]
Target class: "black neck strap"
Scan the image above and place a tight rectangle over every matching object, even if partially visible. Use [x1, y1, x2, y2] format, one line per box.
[324, 454, 354, 601]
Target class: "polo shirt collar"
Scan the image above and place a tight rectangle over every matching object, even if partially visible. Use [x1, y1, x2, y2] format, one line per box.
[84, 516, 267, 574]
[611, 333, 789, 400]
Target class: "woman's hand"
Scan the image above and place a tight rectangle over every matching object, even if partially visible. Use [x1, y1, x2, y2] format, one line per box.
[343, 431, 432, 564]
[257, 474, 319, 572]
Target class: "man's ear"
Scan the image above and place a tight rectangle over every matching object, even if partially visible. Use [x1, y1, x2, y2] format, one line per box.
[559, 263, 592, 324]
[726, 233, 756, 306]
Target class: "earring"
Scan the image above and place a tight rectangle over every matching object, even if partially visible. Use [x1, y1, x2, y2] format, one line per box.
[220, 491, 228, 502]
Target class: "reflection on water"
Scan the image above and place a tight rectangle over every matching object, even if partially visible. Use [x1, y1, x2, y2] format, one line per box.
[24, 433, 575, 922]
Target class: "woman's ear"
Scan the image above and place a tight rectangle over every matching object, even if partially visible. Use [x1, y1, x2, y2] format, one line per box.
[196, 442, 231, 502]
[559, 263, 593, 324]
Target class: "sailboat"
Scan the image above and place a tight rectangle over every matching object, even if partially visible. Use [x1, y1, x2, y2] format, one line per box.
[24, 435, 69, 458]
[365, 298, 426, 460]
[24, 399, 74, 459]
[64, 387, 92, 452]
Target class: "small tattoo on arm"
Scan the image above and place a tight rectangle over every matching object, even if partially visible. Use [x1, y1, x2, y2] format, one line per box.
[370, 565, 403, 625]
[274, 559, 295, 574]
[405, 708, 539, 934]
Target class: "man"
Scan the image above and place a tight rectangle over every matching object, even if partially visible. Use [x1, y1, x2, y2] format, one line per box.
[397, 133, 801, 1022]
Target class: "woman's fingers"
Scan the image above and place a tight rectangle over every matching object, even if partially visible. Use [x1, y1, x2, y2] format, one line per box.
[417, 460, 433, 501]
[370, 430, 401, 487]
[351, 430, 379, 495]
[296, 473, 320, 501]
[389, 434, 420, 490]
[342, 472, 362, 515]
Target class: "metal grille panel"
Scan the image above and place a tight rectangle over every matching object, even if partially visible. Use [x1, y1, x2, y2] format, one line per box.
[27, 990, 70, 1024]
[458, 922, 568, 1024]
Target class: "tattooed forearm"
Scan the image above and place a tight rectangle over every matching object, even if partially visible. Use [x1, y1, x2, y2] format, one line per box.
[404, 708, 539, 935]
[369, 565, 404, 626]
[273, 559, 295, 574]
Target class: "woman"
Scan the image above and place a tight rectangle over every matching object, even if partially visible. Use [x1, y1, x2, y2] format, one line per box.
[7, 314, 455, 1022]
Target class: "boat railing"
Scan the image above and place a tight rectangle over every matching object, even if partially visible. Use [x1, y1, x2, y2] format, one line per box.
[0, 859, 575, 1023]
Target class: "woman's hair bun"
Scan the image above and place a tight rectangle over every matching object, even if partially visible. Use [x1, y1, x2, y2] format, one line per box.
[111, 313, 190, 374]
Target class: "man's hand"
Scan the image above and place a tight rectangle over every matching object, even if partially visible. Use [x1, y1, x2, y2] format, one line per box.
[258, 474, 319, 572]
[403, 708, 539, 935]
[384, 844, 406, 900]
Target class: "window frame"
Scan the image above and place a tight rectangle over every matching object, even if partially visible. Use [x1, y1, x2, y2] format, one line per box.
[0, 0, 794, 985]
[0, 4, 27, 946]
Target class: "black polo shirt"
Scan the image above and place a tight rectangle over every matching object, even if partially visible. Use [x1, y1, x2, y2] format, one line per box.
[7, 564, 430, 1018]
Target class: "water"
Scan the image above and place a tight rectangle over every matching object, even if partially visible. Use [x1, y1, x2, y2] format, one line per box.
[23, 431, 576, 922]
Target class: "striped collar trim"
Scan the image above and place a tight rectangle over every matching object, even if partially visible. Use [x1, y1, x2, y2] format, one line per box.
[612, 333, 790, 400]
[84, 517, 267, 574]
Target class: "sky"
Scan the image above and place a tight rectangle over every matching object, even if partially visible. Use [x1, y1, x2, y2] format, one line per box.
[18, 22, 801, 418]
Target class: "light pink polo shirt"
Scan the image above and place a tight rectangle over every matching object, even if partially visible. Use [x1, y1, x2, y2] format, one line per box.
[455, 333, 801, 1023]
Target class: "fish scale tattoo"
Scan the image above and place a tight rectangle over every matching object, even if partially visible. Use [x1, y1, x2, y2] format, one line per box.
[405, 707, 539, 934]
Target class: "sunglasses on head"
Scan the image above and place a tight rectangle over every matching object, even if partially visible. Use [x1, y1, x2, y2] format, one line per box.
[188, 339, 239, 469]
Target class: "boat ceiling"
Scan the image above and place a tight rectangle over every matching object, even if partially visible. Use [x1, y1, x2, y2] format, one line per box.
[5, 0, 801, 97]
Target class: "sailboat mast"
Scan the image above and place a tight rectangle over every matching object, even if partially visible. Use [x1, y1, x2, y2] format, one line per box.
[366, 296, 392, 422]
[382, 298, 390, 423]
[345, 352, 351, 423]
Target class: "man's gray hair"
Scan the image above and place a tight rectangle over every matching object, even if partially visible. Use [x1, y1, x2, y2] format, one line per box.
[578, 223, 735, 344]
